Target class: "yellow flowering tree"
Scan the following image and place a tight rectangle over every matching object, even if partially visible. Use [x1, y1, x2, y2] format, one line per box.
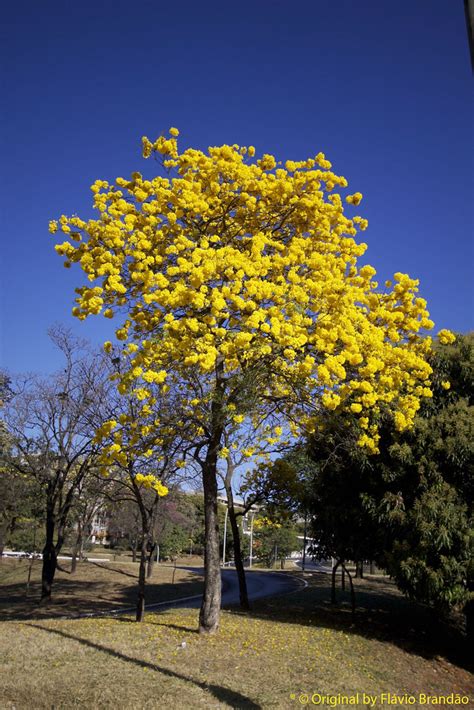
[51, 128, 449, 632]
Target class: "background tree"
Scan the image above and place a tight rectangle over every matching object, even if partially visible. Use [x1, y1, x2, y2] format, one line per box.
[0, 468, 43, 557]
[67, 470, 111, 572]
[306, 415, 382, 551]
[0, 374, 23, 556]
[300, 420, 385, 608]
[222, 452, 304, 607]
[0, 384, 43, 557]
[52, 129, 444, 632]
[106, 497, 142, 557]
[300, 333, 473, 627]
[153, 491, 199, 565]
[2, 328, 111, 602]
[372, 333, 474, 635]
[240, 457, 304, 519]
[156, 517, 190, 564]
[180, 491, 206, 556]
[253, 517, 300, 569]
[368, 335, 474, 634]
[217, 412, 293, 610]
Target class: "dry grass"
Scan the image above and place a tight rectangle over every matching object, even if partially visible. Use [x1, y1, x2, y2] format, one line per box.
[0, 569, 472, 709]
[0, 557, 203, 620]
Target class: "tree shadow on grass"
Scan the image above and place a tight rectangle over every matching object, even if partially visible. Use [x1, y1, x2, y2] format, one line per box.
[87, 561, 138, 579]
[227, 572, 473, 674]
[26, 623, 261, 709]
[114, 616, 199, 634]
[0, 577, 204, 622]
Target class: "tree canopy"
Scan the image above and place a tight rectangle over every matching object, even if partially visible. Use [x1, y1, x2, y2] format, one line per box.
[51, 128, 446, 451]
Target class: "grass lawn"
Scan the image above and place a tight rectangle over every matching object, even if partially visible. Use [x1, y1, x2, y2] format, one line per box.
[0, 564, 472, 709]
[0, 557, 204, 620]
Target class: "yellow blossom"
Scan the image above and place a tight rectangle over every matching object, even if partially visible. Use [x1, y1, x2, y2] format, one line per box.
[53, 128, 436, 452]
[134, 473, 168, 496]
[437, 329, 456, 345]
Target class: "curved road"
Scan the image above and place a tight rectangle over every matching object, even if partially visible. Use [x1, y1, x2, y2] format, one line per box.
[293, 558, 334, 573]
[61, 567, 304, 619]
[146, 567, 304, 613]
[222, 568, 304, 605]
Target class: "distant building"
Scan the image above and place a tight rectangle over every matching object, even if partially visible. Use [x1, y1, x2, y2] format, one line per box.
[89, 511, 109, 545]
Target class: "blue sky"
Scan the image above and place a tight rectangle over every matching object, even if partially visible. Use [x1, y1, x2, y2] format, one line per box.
[1, 0, 472, 374]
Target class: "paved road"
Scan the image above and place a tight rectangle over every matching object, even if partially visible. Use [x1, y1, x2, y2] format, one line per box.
[144, 567, 304, 613]
[63, 567, 304, 619]
[293, 557, 334, 574]
[222, 568, 304, 606]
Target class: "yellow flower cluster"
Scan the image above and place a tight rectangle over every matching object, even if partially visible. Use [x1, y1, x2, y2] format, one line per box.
[134, 473, 169, 496]
[253, 516, 281, 530]
[93, 419, 118, 443]
[52, 128, 453, 452]
[94, 395, 178, 490]
[437, 329, 456, 345]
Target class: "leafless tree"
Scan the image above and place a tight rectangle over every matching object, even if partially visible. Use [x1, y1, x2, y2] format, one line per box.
[2, 327, 112, 602]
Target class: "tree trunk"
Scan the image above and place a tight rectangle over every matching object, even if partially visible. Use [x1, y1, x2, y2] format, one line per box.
[41, 511, 57, 603]
[355, 560, 364, 578]
[369, 560, 375, 575]
[331, 560, 340, 604]
[136, 534, 148, 622]
[146, 542, 156, 579]
[132, 540, 138, 563]
[199, 366, 225, 634]
[341, 565, 346, 591]
[199, 458, 222, 633]
[71, 523, 83, 574]
[228, 501, 250, 610]
[465, 599, 474, 646]
[302, 514, 307, 571]
[341, 562, 356, 618]
[0, 519, 10, 559]
[25, 557, 34, 597]
[465, 574, 474, 645]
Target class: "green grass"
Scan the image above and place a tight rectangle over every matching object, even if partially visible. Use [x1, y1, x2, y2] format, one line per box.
[0, 568, 472, 709]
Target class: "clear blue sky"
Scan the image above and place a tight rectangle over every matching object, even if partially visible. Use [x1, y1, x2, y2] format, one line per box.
[1, 0, 472, 374]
